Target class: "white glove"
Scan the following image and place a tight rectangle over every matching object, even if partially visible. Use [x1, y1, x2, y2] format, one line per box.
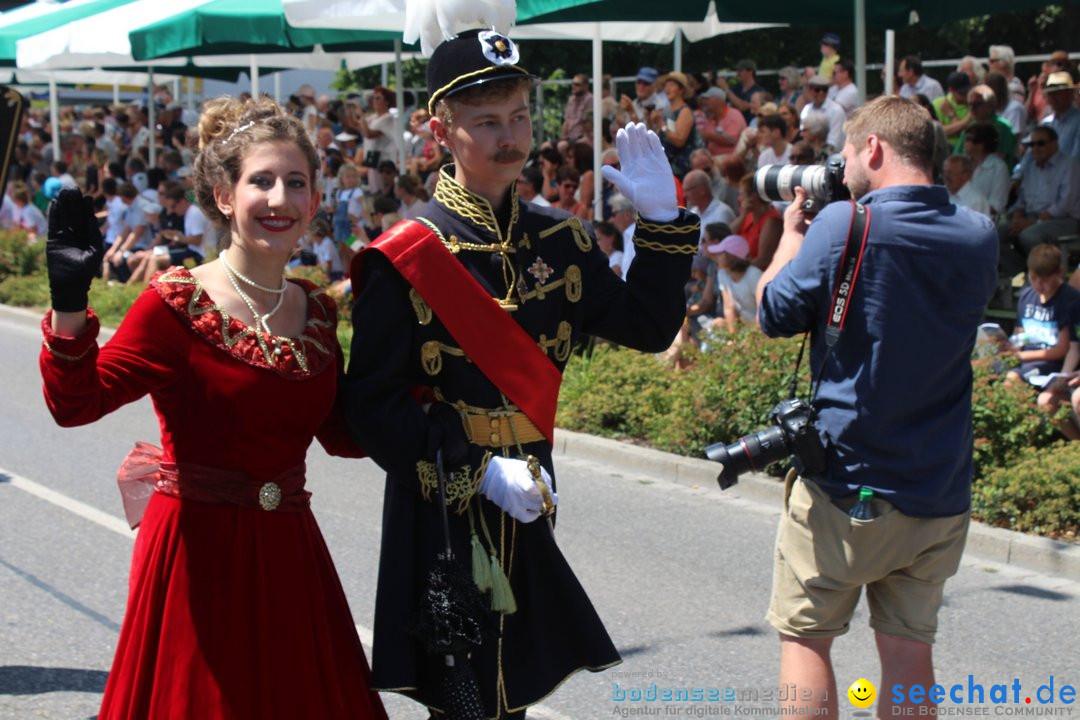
[600, 122, 679, 223]
[477, 456, 558, 524]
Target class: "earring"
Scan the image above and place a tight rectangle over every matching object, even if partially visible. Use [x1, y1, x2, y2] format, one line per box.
[222, 210, 231, 220]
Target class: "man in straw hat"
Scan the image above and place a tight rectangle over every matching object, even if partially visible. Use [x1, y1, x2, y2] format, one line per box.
[1041, 70, 1080, 160]
[342, 22, 700, 720]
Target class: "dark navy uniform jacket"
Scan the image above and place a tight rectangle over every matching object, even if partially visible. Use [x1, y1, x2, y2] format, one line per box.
[343, 167, 699, 715]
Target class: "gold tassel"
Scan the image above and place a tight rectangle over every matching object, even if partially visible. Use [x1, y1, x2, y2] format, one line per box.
[489, 552, 517, 615]
[471, 533, 492, 591]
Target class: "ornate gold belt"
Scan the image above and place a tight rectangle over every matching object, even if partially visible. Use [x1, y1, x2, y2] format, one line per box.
[462, 410, 545, 448]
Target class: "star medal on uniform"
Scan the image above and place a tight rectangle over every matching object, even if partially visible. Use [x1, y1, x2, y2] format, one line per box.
[479, 30, 519, 65]
[528, 257, 554, 284]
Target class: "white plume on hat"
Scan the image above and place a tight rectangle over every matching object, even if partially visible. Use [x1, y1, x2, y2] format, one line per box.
[404, 0, 516, 56]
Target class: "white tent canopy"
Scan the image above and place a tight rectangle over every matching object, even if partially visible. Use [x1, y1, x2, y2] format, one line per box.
[0, 68, 186, 85]
[15, 0, 211, 71]
[0, 0, 78, 29]
[284, 0, 777, 44]
[282, 0, 406, 31]
[15, 0, 416, 74]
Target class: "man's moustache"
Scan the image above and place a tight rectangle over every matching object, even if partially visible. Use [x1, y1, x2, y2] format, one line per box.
[494, 148, 527, 163]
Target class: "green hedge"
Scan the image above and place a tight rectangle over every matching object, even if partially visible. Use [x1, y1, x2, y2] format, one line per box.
[558, 334, 1078, 540]
[558, 330, 803, 458]
[974, 442, 1080, 541]
[0, 231, 44, 282]
[3, 249, 1075, 540]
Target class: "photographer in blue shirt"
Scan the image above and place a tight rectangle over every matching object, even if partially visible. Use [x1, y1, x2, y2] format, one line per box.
[755, 96, 998, 717]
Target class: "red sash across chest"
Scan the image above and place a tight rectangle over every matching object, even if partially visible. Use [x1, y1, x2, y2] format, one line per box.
[351, 220, 561, 445]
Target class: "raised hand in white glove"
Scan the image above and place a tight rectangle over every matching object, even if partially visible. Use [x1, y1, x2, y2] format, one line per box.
[600, 122, 679, 223]
[477, 456, 558, 524]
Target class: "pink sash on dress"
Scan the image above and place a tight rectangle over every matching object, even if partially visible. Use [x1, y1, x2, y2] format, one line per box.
[116, 441, 310, 529]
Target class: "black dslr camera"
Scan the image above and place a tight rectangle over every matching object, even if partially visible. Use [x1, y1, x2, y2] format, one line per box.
[704, 398, 827, 490]
[754, 154, 849, 213]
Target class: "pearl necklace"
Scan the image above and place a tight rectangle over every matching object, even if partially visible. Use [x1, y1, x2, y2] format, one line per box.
[220, 250, 288, 295]
[220, 250, 288, 360]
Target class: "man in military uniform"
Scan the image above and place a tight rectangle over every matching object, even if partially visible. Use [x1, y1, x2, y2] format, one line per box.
[342, 28, 699, 719]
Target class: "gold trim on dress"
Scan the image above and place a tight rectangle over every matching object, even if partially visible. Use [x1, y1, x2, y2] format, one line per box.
[155, 268, 332, 374]
[42, 339, 91, 362]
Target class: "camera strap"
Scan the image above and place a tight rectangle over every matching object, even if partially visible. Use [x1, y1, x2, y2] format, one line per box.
[788, 199, 871, 400]
[825, 200, 871, 348]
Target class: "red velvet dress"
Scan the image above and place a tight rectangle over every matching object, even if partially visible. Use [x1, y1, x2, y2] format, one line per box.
[39, 267, 387, 720]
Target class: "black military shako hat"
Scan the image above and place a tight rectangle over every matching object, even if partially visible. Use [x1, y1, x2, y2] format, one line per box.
[426, 28, 533, 114]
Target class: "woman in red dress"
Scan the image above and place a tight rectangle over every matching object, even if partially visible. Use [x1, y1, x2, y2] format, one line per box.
[39, 96, 388, 720]
[733, 173, 783, 270]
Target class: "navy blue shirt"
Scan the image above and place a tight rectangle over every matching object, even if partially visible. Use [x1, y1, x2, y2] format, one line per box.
[759, 185, 998, 517]
[1014, 283, 1080, 378]
[1017, 284, 1080, 347]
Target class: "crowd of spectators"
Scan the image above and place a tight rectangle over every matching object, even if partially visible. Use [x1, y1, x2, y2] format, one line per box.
[4, 39, 1080, 436]
[1, 82, 441, 288]
[535, 40, 1080, 433]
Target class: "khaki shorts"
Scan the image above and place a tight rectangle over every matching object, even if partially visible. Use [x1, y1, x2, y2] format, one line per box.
[767, 476, 969, 645]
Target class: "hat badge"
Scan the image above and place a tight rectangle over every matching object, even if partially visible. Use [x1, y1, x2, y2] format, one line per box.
[479, 29, 519, 66]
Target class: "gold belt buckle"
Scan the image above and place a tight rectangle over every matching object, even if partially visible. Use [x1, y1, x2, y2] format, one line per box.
[258, 481, 282, 511]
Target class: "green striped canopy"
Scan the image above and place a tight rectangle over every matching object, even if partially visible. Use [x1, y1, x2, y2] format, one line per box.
[129, 0, 409, 61]
[0, 0, 137, 66]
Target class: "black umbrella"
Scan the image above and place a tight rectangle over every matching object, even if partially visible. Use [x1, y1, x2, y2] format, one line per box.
[413, 450, 488, 720]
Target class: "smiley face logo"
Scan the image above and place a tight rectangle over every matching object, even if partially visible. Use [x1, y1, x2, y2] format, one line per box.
[847, 678, 876, 708]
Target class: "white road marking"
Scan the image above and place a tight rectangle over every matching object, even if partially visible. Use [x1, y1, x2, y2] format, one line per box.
[2, 465, 574, 718]
[2, 467, 135, 539]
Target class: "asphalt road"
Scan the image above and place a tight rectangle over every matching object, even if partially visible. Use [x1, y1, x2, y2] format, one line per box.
[1, 304, 1078, 720]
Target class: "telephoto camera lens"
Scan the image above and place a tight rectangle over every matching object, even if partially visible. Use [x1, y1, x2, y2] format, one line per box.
[754, 164, 831, 203]
[754, 155, 848, 208]
[704, 425, 791, 490]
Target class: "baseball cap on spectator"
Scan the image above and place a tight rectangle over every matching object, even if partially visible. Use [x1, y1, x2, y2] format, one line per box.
[807, 75, 831, 89]
[141, 202, 162, 215]
[736, 59, 757, 72]
[1044, 71, 1077, 93]
[700, 87, 727, 102]
[707, 234, 749, 259]
[335, 131, 359, 142]
[821, 32, 841, 48]
[636, 67, 659, 84]
[946, 71, 972, 94]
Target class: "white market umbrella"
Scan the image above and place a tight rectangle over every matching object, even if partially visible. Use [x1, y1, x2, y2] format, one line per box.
[0, 0, 74, 29]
